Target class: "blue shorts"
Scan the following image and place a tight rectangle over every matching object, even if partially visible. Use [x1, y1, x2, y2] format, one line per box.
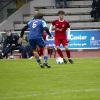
[29, 38, 46, 50]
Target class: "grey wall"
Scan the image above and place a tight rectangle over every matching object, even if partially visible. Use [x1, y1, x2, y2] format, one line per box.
[0, 3, 30, 31]
[0, 0, 55, 31]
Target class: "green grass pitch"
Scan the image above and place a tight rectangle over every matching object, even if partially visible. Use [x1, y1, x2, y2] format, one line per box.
[0, 58, 100, 100]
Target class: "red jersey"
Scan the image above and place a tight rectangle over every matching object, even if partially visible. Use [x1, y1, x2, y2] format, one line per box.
[52, 19, 70, 39]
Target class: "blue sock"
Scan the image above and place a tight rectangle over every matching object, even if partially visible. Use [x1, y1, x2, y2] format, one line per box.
[44, 56, 48, 64]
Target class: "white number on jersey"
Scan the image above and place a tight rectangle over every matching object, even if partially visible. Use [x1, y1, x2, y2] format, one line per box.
[32, 22, 37, 28]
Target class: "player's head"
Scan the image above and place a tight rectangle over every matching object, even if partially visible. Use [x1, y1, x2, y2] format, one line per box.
[34, 9, 39, 16]
[57, 10, 65, 20]
[34, 13, 43, 19]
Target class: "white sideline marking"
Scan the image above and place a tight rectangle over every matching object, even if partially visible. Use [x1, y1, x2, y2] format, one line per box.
[1, 88, 100, 99]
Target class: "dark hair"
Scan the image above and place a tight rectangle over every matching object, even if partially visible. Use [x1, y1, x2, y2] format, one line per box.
[34, 13, 43, 19]
[57, 10, 65, 15]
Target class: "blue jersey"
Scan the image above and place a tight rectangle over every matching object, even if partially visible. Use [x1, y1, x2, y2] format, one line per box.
[27, 19, 47, 40]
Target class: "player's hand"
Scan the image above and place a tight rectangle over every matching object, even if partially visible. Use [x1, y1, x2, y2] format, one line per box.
[18, 37, 22, 44]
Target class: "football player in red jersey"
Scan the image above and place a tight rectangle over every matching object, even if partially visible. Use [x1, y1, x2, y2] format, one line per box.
[49, 10, 73, 64]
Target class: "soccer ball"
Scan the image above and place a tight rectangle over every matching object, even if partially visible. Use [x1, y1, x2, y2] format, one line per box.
[56, 57, 64, 64]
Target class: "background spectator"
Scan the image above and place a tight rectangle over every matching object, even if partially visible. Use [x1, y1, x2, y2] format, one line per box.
[0, 30, 27, 59]
[55, 0, 61, 8]
[55, 0, 67, 8]
[91, 0, 100, 20]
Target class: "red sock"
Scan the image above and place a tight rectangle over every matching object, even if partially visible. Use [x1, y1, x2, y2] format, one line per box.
[66, 50, 71, 58]
[38, 48, 43, 56]
[57, 49, 64, 58]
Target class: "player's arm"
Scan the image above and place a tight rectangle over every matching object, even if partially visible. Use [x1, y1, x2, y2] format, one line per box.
[49, 21, 56, 33]
[44, 27, 51, 37]
[42, 20, 51, 37]
[49, 24, 53, 33]
[20, 25, 28, 38]
[18, 25, 28, 44]
[66, 22, 71, 41]
[67, 28, 71, 41]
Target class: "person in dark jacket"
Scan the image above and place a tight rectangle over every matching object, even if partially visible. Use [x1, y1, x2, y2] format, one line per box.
[1, 30, 27, 59]
[91, 0, 100, 19]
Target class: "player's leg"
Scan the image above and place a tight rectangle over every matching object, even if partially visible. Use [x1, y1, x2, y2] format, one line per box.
[43, 46, 51, 68]
[38, 38, 51, 68]
[55, 38, 64, 58]
[62, 39, 73, 64]
[37, 47, 44, 57]
[56, 46, 67, 64]
[33, 50, 43, 66]
[29, 39, 44, 68]
[56, 46, 63, 58]
[34, 49, 44, 68]
[55, 38, 68, 63]
[64, 45, 73, 64]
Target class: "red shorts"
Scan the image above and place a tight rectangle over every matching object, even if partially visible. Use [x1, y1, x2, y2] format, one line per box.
[55, 37, 68, 46]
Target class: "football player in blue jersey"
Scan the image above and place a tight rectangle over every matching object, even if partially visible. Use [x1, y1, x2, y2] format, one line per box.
[19, 13, 52, 68]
